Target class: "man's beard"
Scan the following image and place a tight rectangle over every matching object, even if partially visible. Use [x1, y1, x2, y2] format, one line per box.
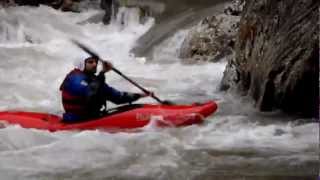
[84, 68, 97, 75]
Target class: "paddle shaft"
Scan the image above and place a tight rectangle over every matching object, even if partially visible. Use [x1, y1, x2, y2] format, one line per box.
[111, 67, 164, 104]
[72, 40, 165, 104]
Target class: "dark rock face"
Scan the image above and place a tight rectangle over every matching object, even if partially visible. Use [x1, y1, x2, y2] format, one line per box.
[14, 0, 61, 7]
[0, 0, 15, 7]
[12, 0, 81, 11]
[221, 0, 319, 117]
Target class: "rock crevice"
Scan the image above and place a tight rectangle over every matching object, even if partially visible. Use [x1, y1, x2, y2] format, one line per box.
[221, 0, 319, 117]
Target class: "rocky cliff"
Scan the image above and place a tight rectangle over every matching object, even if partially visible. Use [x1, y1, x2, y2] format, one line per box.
[179, 0, 244, 63]
[221, 0, 319, 117]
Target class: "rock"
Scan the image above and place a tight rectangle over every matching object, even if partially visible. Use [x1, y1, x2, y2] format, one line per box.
[179, 0, 244, 63]
[220, 53, 239, 91]
[101, 0, 155, 25]
[224, 0, 245, 16]
[0, 0, 15, 7]
[15, 0, 64, 7]
[60, 0, 74, 11]
[101, 0, 119, 24]
[221, 0, 319, 117]
[12, 0, 82, 12]
[14, 0, 41, 6]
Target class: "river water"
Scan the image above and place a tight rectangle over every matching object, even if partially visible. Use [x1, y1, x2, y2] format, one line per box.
[0, 4, 318, 180]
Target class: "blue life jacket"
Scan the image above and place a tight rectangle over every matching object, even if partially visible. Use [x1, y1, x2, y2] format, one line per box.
[60, 69, 138, 122]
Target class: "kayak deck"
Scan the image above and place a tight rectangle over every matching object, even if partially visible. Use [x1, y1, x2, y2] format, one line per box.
[0, 101, 217, 131]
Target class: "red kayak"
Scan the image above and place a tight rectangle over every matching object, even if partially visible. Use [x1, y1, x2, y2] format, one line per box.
[0, 101, 217, 132]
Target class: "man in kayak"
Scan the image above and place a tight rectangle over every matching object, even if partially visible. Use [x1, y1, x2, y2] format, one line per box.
[60, 56, 150, 123]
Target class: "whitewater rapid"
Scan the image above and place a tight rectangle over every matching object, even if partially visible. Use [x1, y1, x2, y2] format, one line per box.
[0, 5, 318, 180]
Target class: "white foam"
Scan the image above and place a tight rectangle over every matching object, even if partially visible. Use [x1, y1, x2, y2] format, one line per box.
[0, 4, 317, 180]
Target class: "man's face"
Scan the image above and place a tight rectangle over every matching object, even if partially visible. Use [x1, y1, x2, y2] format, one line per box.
[84, 57, 98, 74]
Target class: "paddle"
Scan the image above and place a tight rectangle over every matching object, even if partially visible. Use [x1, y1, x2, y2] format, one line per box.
[72, 40, 173, 105]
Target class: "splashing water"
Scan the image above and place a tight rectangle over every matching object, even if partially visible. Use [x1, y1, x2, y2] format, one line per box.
[0, 5, 318, 180]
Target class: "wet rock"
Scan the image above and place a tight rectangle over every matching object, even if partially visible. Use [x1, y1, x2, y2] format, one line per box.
[14, 0, 39, 6]
[60, 0, 75, 11]
[179, 0, 244, 63]
[101, 0, 118, 24]
[0, 0, 15, 7]
[221, 0, 319, 118]
[224, 0, 245, 16]
[12, 0, 82, 12]
[101, 0, 157, 24]
[14, 0, 62, 7]
[220, 53, 239, 91]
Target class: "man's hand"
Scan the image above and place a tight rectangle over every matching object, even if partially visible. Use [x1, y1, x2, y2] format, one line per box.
[126, 91, 154, 102]
[101, 60, 113, 73]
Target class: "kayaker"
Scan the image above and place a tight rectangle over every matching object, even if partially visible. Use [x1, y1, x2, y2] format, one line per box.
[60, 55, 151, 123]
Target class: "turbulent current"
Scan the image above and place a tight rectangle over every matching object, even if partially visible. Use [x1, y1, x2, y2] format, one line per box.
[0, 5, 318, 180]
